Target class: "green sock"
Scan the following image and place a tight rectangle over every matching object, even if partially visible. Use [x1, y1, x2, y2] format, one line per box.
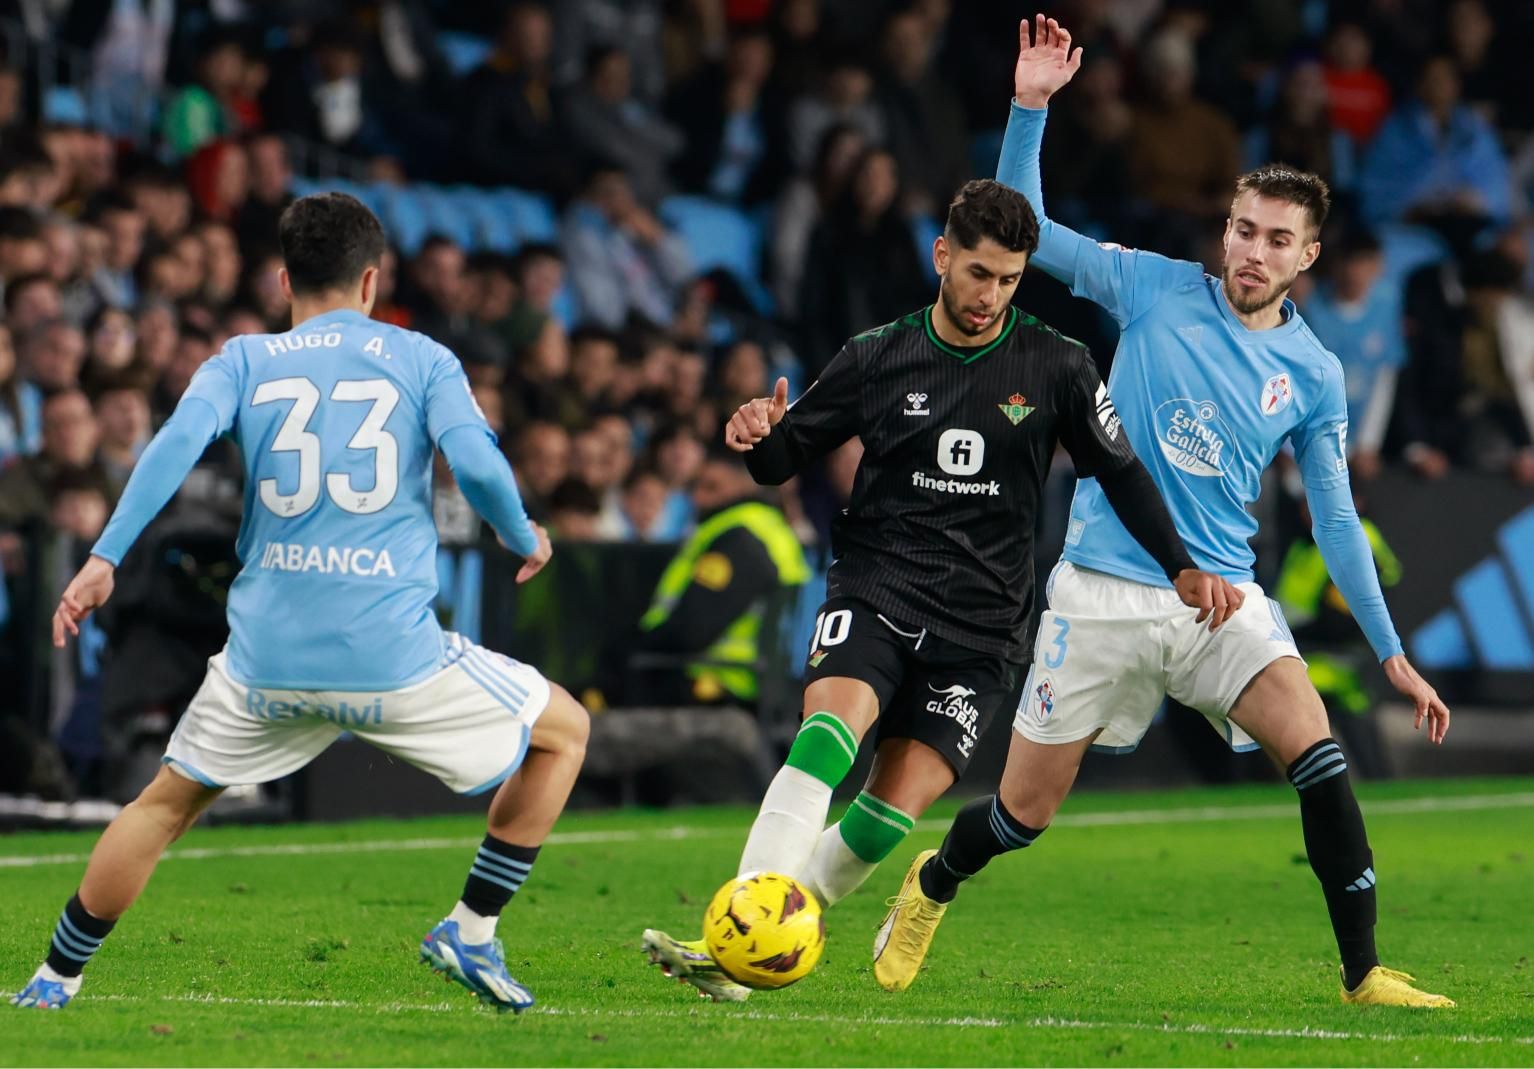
[784, 712, 858, 788]
[838, 790, 916, 863]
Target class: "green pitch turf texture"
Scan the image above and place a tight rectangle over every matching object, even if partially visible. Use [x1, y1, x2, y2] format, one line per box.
[4, 777, 1532, 1067]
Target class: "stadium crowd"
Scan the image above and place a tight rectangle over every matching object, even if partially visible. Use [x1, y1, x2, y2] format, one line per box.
[1, 0, 1533, 801]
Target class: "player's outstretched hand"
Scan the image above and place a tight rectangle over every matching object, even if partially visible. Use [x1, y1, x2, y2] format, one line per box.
[52, 555, 115, 648]
[1172, 569, 1245, 632]
[515, 522, 553, 584]
[725, 376, 789, 452]
[1383, 654, 1450, 745]
[1015, 14, 1083, 109]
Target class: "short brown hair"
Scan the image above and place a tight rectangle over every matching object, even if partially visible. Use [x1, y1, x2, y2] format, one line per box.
[945, 179, 1039, 255]
[1233, 165, 1331, 236]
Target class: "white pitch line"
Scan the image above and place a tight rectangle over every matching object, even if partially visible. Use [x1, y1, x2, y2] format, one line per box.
[6, 991, 1529, 1046]
[3, 791, 1533, 870]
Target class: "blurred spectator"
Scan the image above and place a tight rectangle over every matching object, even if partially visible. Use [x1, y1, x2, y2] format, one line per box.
[798, 148, 927, 373]
[264, 21, 388, 161]
[875, 5, 967, 213]
[134, 300, 180, 379]
[236, 132, 295, 254]
[459, 3, 580, 194]
[82, 305, 139, 392]
[547, 477, 603, 541]
[1357, 55, 1511, 230]
[86, 193, 145, 309]
[405, 235, 471, 342]
[6, 273, 63, 336]
[513, 420, 574, 518]
[1322, 22, 1392, 145]
[563, 45, 684, 207]
[0, 140, 59, 210]
[644, 421, 704, 537]
[184, 140, 249, 224]
[772, 123, 867, 317]
[1038, 49, 1133, 233]
[1246, 60, 1354, 192]
[0, 323, 41, 462]
[91, 382, 151, 495]
[1398, 249, 1534, 482]
[20, 320, 86, 395]
[1446, 0, 1507, 127]
[711, 338, 769, 418]
[788, 56, 884, 171]
[552, 0, 666, 105]
[561, 165, 692, 330]
[571, 420, 632, 538]
[620, 465, 670, 541]
[0, 389, 113, 531]
[1127, 28, 1241, 250]
[568, 326, 621, 411]
[195, 220, 243, 309]
[356, 0, 456, 177]
[1298, 230, 1404, 481]
[767, 0, 828, 103]
[368, 247, 411, 329]
[667, 26, 784, 204]
[124, 162, 193, 245]
[161, 28, 248, 159]
[0, 206, 48, 288]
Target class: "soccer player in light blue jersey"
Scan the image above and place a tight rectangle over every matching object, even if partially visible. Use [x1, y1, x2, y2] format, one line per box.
[11, 194, 590, 1014]
[875, 16, 1455, 1008]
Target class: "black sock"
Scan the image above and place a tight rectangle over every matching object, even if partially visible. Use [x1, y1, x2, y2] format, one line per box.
[1288, 739, 1378, 990]
[919, 795, 1045, 904]
[460, 835, 540, 918]
[45, 893, 116, 978]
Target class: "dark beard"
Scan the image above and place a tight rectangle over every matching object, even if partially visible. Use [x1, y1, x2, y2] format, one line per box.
[1221, 267, 1294, 315]
[938, 279, 988, 337]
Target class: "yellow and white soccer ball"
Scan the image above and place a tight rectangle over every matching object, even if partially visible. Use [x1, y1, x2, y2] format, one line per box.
[703, 872, 825, 989]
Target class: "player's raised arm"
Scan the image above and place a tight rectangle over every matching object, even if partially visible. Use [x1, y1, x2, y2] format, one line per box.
[728, 345, 860, 486]
[996, 15, 1199, 327]
[55, 351, 240, 648]
[1292, 371, 1449, 743]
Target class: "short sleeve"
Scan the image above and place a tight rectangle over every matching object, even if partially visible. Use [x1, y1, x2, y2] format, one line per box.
[1292, 365, 1351, 490]
[180, 339, 244, 435]
[1055, 346, 1137, 478]
[423, 340, 491, 446]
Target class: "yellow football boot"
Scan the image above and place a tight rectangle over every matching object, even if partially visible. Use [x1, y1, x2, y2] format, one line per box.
[872, 849, 948, 992]
[1341, 966, 1456, 1008]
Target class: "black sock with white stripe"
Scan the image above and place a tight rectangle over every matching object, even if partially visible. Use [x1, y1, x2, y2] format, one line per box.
[458, 836, 539, 933]
[919, 796, 1045, 904]
[1288, 738, 1378, 990]
[44, 894, 115, 978]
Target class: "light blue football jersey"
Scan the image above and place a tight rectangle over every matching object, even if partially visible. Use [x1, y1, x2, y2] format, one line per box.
[181, 309, 488, 690]
[999, 105, 1351, 589]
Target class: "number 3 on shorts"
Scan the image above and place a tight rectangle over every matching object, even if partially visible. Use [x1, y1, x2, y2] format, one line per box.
[1044, 617, 1070, 669]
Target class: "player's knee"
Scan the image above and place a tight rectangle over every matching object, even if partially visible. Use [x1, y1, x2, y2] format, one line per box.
[537, 685, 590, 760]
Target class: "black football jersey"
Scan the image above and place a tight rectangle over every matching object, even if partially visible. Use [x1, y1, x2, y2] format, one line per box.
[754, 304, 1137, 660]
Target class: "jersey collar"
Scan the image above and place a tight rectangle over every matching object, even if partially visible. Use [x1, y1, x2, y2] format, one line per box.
[291, 307, 374, 332]
[923, 305, 1019, 364]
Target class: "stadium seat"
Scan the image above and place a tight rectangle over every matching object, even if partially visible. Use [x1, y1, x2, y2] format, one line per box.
[373, 186, 432, 254]
[659, 196, 773, 315]
[912, 216, 942, 286]
[436, 31, 494, 77]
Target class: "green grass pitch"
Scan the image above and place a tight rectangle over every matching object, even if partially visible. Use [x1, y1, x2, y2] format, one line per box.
[4, 777, 1532, 1066]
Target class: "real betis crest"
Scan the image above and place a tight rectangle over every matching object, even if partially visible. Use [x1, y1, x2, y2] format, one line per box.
[998, 392, 1035, 426]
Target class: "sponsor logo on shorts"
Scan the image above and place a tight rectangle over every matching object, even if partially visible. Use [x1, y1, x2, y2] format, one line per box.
[926, 683, 981, 757]
[808, 649, 828, 668]
[1034, 679, 1055, 720]
[245, 689, 384, 725]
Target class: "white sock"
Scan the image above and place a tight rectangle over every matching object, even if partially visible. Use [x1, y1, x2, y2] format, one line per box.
[803, 822, 879, 908]
[738, 766, 833, 881]
[447, 900, 497, 945]
[37, 963, 82, 995]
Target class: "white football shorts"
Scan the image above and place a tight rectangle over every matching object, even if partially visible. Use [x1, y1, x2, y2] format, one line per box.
[1016, 562, 1303, 753]
[164, 632, 550, 795]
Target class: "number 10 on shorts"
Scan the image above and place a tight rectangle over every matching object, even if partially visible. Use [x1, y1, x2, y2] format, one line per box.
[809, 608, 852, 664]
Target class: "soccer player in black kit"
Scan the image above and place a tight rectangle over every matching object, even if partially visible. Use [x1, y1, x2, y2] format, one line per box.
[642, 179, 1243, 1001]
